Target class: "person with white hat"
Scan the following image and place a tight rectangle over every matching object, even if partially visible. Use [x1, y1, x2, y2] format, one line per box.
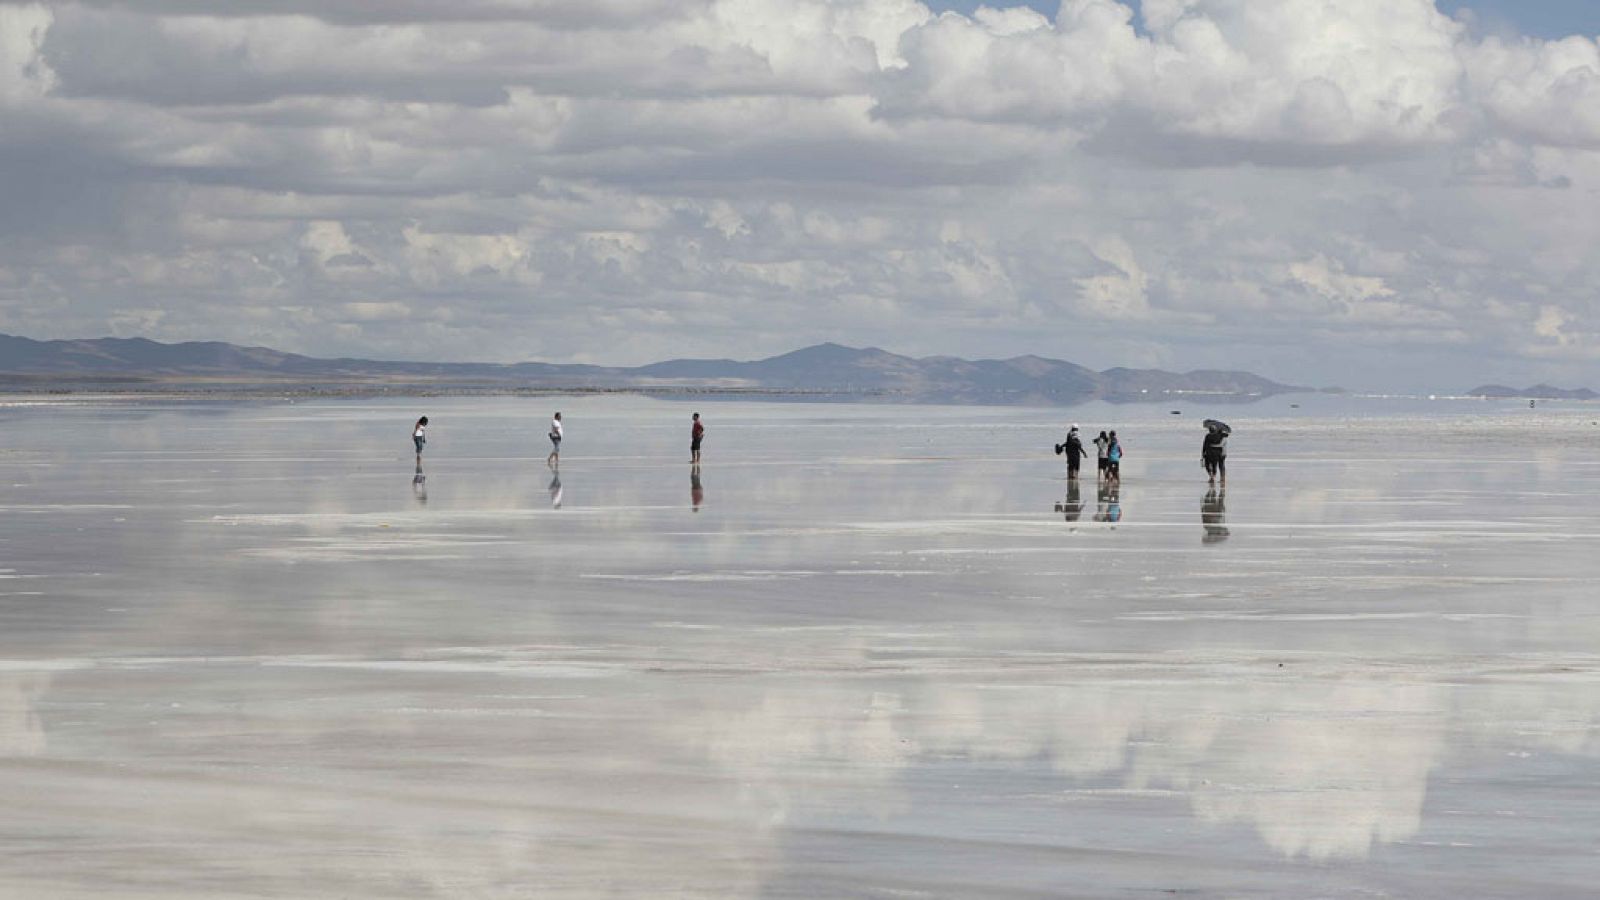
[1055, 423, 1087, 480]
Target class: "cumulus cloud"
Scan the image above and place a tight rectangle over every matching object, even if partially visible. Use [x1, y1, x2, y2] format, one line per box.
[2, 0, 1600, 387]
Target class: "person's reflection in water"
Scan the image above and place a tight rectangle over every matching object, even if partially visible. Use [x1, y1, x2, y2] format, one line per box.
[1054, 479, 1083, 523]
[548, 471, 563, 509]
[690, 464, 704, 512]
[1093, 482, 1121, 525]
[412, 461, 427, 506]
[1202, 487, 1230, 543]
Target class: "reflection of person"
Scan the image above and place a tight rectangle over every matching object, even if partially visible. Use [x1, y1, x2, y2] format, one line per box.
[1202, 488, 1229, 543]
[412, 416, 429, 465]
[1055, 424, 1085, 480]
[1203, 427, 1228, 485]
[547, 412, 563, 468]
[412, 461, 427, 505]
[691, 465, 704, 512]
[691, 412, 705, 464]
[1105, 482, 1122, 523]
[548, 471, 563, 509]
[1094, 430, 1110, 480]
[1055, 479, 1083, 522]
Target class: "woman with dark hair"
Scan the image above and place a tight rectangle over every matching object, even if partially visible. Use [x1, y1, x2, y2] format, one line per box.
[1107, 430, 1122, 484]
[412, 416, 429, 465]
[1094, 430, 1111, 481]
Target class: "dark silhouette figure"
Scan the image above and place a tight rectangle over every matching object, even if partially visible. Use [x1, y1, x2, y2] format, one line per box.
[1055, 424, 1086, 480]
[691, 413, 705, 464]
[1203, 427, 1228, 485]
[691, 465, 704, 512]
[1202, 488, 1230, 544]
[412, 461, 427, 506]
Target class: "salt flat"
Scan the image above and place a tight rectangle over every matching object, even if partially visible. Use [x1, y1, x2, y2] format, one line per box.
[2, 395, 1599, 897]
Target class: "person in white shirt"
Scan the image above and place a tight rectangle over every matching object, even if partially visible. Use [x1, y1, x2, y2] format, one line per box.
[547, 412, 563, 468]
[412, 416, 428, 465]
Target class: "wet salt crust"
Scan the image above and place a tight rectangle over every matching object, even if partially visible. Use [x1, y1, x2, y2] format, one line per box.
[1, 394, 1598, 898]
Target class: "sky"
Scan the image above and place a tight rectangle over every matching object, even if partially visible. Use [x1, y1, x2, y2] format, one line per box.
[2, 1, 1600, 391]
[929, 1, 1600, 39]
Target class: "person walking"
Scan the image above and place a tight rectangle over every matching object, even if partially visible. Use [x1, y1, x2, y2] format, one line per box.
[1107, 430, 1123, 484]
[1093, 430, 1111, 481]
[547, 412, 563, 468]
[412, 416, 429, 466]
[1203, 424, 1228, 486]
[1056, 424, 1086, 480]
[691, 412, 705, 464]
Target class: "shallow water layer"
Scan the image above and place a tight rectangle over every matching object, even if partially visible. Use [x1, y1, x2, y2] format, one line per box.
[2, 395, 1599, 897]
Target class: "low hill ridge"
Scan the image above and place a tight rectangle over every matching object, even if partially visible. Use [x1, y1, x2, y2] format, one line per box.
[1, 333, 1311, 405]
[1467, 383, 1598, 400]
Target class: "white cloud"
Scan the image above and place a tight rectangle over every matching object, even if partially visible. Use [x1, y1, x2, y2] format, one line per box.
[1077, 236, 1150, 320]
[3, 0, 1600, 387]
[0, 4, 54, 102]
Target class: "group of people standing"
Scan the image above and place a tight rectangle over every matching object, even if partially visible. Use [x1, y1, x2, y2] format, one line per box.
[412, 410, 706, 470]
[414, 411, 1224, 523]
[1055, 426, 1123, 483]
[1056, 421, 1230, 486]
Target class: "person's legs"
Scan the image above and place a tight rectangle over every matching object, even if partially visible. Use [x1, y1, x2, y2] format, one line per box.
[1217, 456, 1226, 486]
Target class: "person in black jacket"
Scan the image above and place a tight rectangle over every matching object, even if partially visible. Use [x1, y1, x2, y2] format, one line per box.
[1203, 426, 1228, 485]
[1055, 424, 1087, 480]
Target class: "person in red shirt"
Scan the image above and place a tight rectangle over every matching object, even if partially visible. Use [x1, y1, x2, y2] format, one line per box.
[690, 412, 705, 464]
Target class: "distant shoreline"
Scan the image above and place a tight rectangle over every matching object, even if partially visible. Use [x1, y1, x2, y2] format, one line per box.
[0, 380, 1301, 406]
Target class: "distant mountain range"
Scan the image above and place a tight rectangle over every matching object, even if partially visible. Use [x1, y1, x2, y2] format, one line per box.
[1466, 384, 1599, 401]
[0, 333, 1315, 405]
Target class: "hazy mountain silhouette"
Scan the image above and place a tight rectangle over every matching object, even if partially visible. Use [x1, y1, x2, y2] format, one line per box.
[0, 333, 1310, 404]
[1467, 384, 1598, 401]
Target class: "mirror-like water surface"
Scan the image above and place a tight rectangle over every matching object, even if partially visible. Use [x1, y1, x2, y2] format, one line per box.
[2, 395, 1598, 897]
